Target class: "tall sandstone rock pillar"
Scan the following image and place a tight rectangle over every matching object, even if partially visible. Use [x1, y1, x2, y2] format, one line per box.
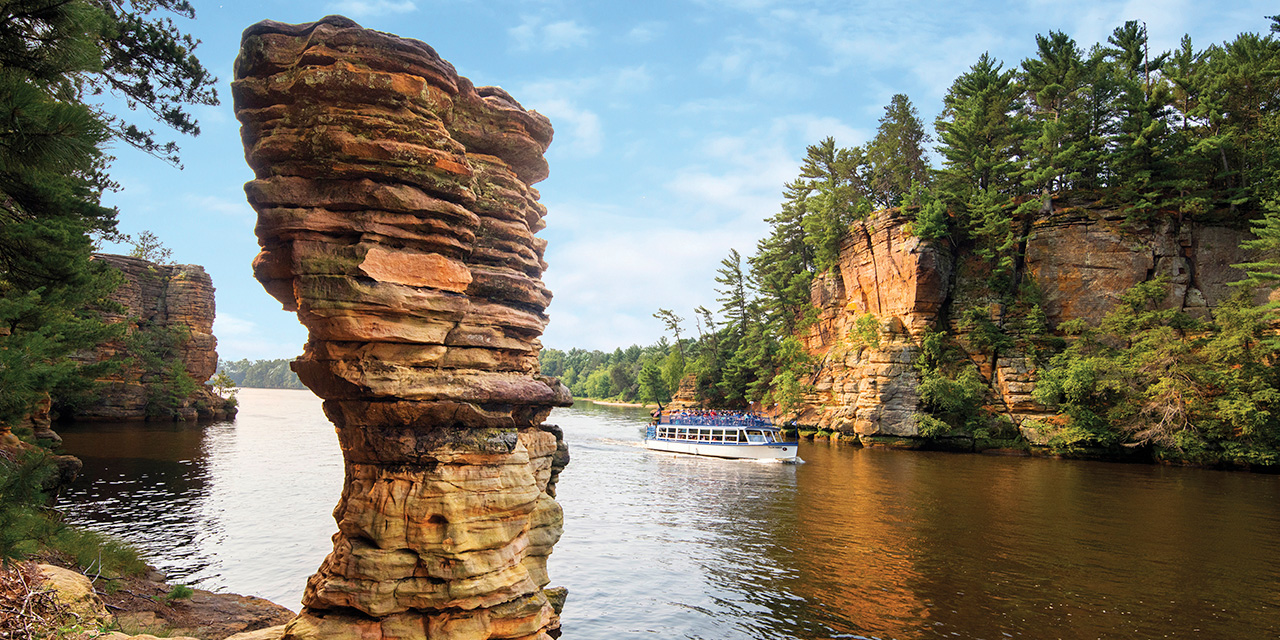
[232, 16, 573, 639]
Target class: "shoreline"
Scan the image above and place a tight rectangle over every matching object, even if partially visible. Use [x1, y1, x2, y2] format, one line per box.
[577, 398, 657, 409]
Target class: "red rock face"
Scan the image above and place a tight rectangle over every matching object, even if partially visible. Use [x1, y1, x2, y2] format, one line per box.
[797, 209, 951, 435]
[233, 16, 571, 640]
[801, 206, 1263, 441]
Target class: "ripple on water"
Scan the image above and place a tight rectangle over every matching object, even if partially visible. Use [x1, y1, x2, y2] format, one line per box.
[56, 395, 1280, 639]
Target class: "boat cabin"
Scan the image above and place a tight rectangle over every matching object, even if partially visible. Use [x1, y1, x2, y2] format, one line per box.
[653, 425, 782, 444]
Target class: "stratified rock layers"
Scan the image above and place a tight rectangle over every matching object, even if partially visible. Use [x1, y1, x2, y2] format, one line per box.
[233, 16, 571, 640]
[75, 254, 223, 422]
[797, 206, 1264, 442]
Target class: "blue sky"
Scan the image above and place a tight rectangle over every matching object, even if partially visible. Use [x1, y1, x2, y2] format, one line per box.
[95, 0, 1276, 361]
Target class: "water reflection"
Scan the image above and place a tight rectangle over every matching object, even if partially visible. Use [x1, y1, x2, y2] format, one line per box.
[58, 388, 342, 609]
[55, 395, 1280, 638]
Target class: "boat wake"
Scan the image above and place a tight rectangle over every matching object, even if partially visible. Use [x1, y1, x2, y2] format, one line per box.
[750, 456, 805, 465]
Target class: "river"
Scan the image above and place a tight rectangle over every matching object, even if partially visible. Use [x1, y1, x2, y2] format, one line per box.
[56, 388, 1280, 639]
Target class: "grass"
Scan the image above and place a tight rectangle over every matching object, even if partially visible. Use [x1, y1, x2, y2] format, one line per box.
[2, 449, 147, 579]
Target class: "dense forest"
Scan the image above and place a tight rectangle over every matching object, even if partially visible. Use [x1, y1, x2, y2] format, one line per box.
[218, 359, 307, 390]
[544, 18, 1280, 464]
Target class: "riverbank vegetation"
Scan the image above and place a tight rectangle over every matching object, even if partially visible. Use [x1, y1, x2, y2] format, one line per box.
[0, 450, 145, 577]
[0, 0, 216, 608]
[543, 17, 1280, 466]
[217, 358, 307, 390]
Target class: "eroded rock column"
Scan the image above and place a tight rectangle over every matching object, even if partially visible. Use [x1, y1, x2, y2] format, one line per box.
[232, 16, 572, 639]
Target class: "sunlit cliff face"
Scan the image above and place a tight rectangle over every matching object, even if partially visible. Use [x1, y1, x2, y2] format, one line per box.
[233, 15, 572, 640]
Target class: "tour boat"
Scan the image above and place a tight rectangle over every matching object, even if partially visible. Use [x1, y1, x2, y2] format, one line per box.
[644, 411, 800, 462]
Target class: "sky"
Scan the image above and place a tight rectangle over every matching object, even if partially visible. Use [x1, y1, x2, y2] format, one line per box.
[94, 0, 1277, 361]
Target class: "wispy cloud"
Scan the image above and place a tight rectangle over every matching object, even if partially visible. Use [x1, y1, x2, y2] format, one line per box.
[214, 313, 257, 337]
[184, 194, 255, 222]
[510, 16, 592, 51]
[323, 0, 417, 18]
[625, 21, 664, 43]
[525, 98, 602, 157]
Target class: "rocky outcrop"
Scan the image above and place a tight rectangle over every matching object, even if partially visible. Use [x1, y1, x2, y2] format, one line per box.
[70, 254, 230, 422]
[799, 205, 1264, 443]
[796, 209, 951, 435]
[12, 562, 294, 640]
[233, 15, 571, 640]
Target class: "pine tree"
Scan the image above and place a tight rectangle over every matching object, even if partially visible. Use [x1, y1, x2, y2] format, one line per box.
[935, 52, 1025, 210]
[0, 0, 216, 425]
[1020, 31, 1087, 201]
[866, 94, 931, 208]
[715, 248, 749, 338]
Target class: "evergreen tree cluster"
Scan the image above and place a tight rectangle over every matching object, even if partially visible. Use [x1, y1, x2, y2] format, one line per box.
[542, 18, 1280, 464]
[0, 0, 216, 427]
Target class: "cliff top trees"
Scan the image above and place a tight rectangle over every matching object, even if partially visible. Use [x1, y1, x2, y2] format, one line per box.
[935, 52, 1025, 205]
[867, 93, 932, 208]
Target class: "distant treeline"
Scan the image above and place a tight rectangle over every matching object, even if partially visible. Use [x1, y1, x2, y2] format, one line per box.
[218, 358, 306, 390]
[540, 344, 682, 405]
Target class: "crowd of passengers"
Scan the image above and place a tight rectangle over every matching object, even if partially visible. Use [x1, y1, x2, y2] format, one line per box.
[658, 408, 772, 427]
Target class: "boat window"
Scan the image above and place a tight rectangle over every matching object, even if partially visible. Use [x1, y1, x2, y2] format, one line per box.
[736, 430, 746, 443]
[699, 429, 710, 441]
[745, 429, 765, 444]
[711, 429, 723, 442]
[764, 431, 776, 443]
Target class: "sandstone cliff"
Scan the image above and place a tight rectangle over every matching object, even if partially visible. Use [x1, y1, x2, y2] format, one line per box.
[796, 203, 1267, 447]
[69, 254, 230, 422]
[234, 16, 571, 640]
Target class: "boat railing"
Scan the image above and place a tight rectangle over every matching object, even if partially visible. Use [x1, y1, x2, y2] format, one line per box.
[657, 414, 773, 428]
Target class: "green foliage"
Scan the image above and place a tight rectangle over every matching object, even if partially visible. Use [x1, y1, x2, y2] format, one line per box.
[583, 368, 614, 399]
[957, 306, 1013, 354]
[866, 94, 932, 208]
[1034, 279, 1280, 462]
[125, 322, 197, 419]
[906, 195, 949, 241]
[766, 335, 813, 419]
[849, 313, 881, 349]
[125, 230, 173, 264]
[637, 361, 669, 404]
[210, 371, 237, 400]
[915, 413, 953, 438]
[164, 584, 194, 602]
[914, 330, 987, 434]
[218, 358, 305, 390]
[0, 450, 56, 564]
[0, 0, 215, 428]
[0, 450, 145, 575]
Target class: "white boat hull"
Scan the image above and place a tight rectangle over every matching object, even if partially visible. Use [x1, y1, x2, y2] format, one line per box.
[644, 438, 799, 461]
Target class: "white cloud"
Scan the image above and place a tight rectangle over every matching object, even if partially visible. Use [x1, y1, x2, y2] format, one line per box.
[537, 111, 870, 350]
[528, 98, 602, 157]
[323, 0, 417, 18]
[510, 16, 592, 51]
[214, 313, 257, 337]
[184, 194, 255, 222]
[541, 212, 764, 350]
[625, 22, 664, 43]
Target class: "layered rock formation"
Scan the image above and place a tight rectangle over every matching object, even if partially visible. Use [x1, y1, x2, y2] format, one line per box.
[72, 254, 228, 422]
[797, 205, 1265, 444]
[233, 16, 572, 640]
